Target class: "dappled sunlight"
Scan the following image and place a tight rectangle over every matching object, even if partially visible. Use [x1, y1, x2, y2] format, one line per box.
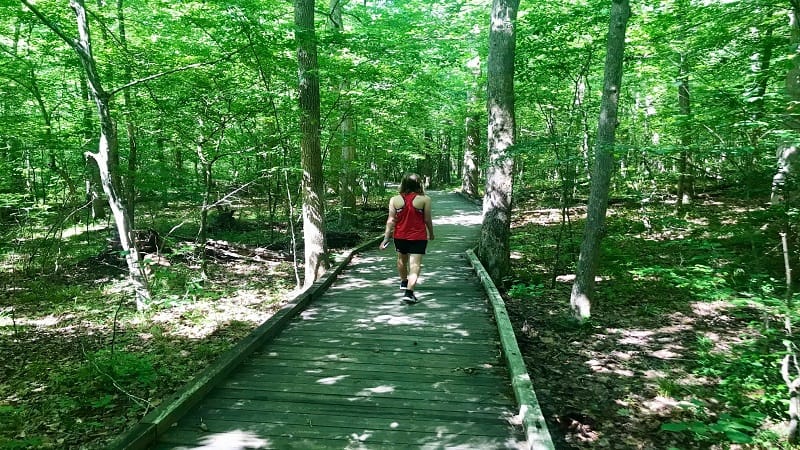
[368, 314, 428, 326]
[0, 313, 62, 328]
[434, 211, 483, 226]
[690, 300, 731, 317]
[317, 374, 349, 385]
[172, 430, 269, 449]
[357, 384, 396, 395]
[298, 307, 324, 320]
[554, 274, 609, 283]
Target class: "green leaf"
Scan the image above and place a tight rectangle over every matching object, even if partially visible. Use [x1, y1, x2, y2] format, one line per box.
[91, 394, 114, 408]
[660, 422, 689, 432]
[616, 408, 632, 417]
[724, 429, 752, 443]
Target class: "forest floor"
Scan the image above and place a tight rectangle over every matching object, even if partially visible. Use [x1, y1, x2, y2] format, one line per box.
[506, 193, 796, 449]
[0, 193, 797, 449]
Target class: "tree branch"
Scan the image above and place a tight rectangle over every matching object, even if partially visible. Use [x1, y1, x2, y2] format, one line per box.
[107, 45, 250, 98]
[20, 0, 77, 48]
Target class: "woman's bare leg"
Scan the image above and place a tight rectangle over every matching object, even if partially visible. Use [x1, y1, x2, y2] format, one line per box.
[397, 253, 409, 281]
[406, 253, 423, 291]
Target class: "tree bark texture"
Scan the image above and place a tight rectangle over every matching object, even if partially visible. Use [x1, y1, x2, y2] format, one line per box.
[676, 52, 692, 207]
[478, 0, 519, 285]
[774, 0, 800, 205]
[463, 113, 481, 197]
[569, 0, 630, 320]
[117, 0, 138, 228]
[329, 0, 357, 228]
[296, 0, 329, 288]
[22, 0, 150, 308]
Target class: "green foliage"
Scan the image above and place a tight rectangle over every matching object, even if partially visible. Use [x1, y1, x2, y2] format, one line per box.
[79, 349, 157, 395]
[661, 407, 766, 445]
[508, 282, 545, 299]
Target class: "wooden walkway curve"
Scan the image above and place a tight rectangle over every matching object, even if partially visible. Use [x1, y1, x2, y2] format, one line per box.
[113, 191, 553, 450]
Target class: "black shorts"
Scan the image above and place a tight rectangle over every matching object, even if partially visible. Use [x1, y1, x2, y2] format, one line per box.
[394, 239, 428, 255]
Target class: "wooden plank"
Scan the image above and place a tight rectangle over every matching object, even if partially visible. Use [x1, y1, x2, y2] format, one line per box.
[248, 346, 502, 369]
[230, 365, 506, 387]
[151, 437, 421, 450]
[265, 335, 499, 358]
[206, 388, 513, 415]
[283, 327, 500, 346]
[193, 395, 515, 423]
[218, 377, 512, 401]
[211, 381, 514, 405]
[292, 299, 494, 317]
[166, 412, 521, 444]
[222, 371, 511, 393]
[156, 421, 526, 449]
[241, 357, 509, 380]
[284, 316, 499, 337]
[175, 412, 517, 438]
[307, 294, 492, 310]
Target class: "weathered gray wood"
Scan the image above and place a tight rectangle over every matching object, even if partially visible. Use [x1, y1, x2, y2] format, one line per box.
[194, 395, 515, 423]
[241, 358, 509, 381]
[229, 365, 507, 387]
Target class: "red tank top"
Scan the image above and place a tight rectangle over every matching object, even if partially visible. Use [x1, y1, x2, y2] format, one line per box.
[394, 193, 428, 240]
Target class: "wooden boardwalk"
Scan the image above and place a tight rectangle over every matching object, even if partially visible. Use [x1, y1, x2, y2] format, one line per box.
[117, 191, 551, 449]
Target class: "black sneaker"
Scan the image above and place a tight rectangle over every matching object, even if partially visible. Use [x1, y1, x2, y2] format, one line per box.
[400, 279, 408, 289]
[403, 290, 418, 304]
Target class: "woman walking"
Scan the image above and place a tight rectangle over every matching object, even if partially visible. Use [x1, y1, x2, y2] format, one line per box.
[380, 174, 435, 303]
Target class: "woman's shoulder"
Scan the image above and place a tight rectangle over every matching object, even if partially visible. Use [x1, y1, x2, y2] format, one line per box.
[390, 194, 404, 207]
[411, 194, 430, 207]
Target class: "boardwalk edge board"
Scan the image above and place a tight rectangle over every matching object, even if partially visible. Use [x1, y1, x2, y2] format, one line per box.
[465, 248, 556, 450]
[108, 235, 383, 450]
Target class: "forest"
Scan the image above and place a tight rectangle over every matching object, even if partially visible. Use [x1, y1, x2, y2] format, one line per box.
[1, 0, 800, 448]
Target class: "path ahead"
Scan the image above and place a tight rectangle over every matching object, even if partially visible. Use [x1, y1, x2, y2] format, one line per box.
[150, 191, 530, 449]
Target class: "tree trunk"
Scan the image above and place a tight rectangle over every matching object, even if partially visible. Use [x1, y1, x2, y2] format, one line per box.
[774, 0, 800, 205]
[339, 110, 357, 227]
[329, 0, 357, 228]
[117, 0, 138, 228]
[478, 0, 519, 285]
[569, 0, 630, 320]
[676, 52, 692, 208]
[463, 113, 481, 197]
[296, 0, 329, 288]
[22, 0, 150, 308]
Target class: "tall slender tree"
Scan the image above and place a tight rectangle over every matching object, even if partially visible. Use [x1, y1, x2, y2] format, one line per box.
[676, 50, 692, 208]
[21, 0, 150, 308]
[296, 0, 329, 287]
[569, 0, 631, 320]
[117, 0, 139, 227]
[462, 56, 482, 198]
[328, 0, 357, 228]
[478, 0, 520, 285]
[773, 0, 800, 205]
